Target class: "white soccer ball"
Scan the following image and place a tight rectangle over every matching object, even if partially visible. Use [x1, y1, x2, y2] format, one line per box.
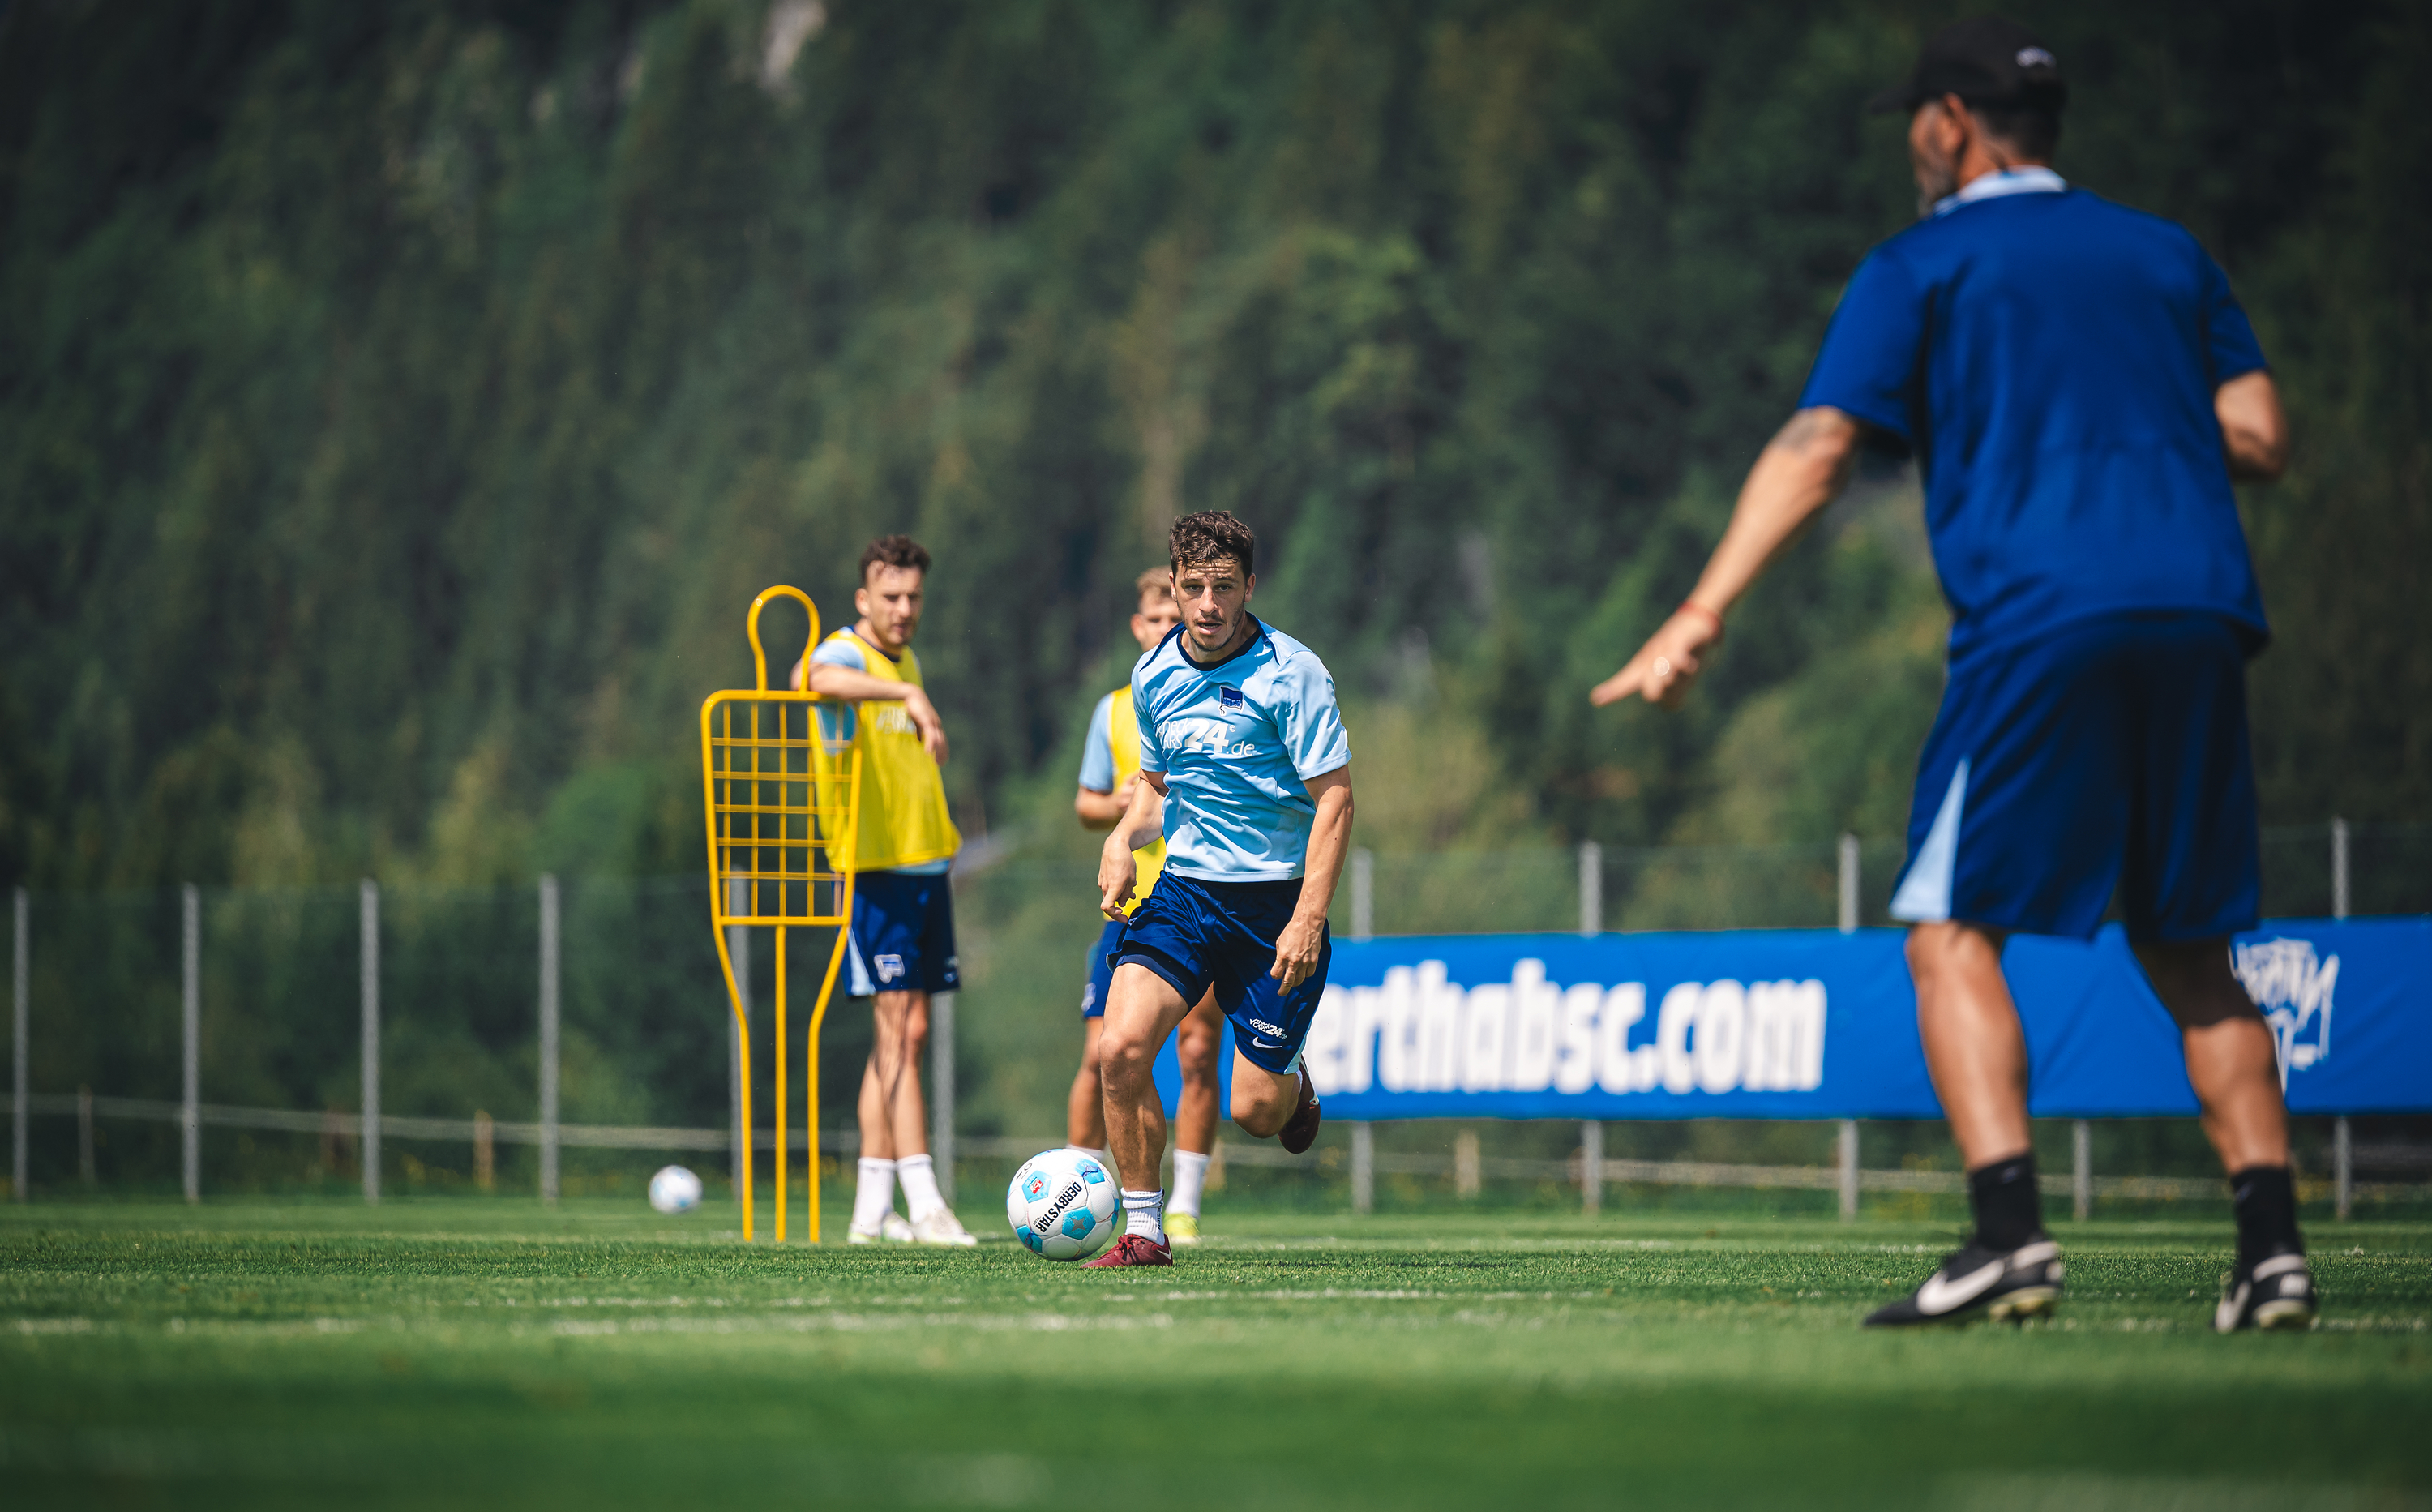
[1005, 1149, 1118, 1261]
[649, 1164, 704, 1214]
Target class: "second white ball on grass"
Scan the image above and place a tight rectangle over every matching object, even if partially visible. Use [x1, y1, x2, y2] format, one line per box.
[648, 1164, 703, 1214]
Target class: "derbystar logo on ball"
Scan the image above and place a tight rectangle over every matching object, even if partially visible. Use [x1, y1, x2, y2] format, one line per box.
[1005, 1150, 1118, 1262]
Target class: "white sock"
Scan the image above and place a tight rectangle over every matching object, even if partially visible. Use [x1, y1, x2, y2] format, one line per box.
[1121, 1188, 1167, 1246]
[852, 1158, 897, 1232]
[897, 1153, 945, 1223]
[1171, 1150, 1210, 1219]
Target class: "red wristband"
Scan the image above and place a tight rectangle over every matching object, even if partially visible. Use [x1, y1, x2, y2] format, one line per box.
[1677, 599, 1725, 636]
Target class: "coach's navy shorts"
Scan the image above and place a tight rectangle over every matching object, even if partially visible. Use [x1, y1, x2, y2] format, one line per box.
[1079, 918, 1124, 1019]
[846, 870, 959, 996]
[1889, 612, 2261, 943]
[1110, 872, 1330, 1073]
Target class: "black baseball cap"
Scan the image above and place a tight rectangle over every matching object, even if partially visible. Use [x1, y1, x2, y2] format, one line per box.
[1869, 16, 2067, 115]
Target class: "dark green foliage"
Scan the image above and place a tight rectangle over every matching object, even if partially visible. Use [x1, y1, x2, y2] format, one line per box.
[1, 0, 2425, 902]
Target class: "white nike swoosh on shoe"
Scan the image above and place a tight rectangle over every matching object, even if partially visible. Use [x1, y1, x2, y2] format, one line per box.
[2216, 1280, 2252, 1332]
[1914, 1257, 2007, 1316]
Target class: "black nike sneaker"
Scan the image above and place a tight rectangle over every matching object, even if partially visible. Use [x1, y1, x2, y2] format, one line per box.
[2215, 1247, 2317, 1333]
[1864, 1236, 2063, 1327]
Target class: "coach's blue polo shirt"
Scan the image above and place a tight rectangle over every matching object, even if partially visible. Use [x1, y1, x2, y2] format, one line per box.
[1800, 169, 2271, 666]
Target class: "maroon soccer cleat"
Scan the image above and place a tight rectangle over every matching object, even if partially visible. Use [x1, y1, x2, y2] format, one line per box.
[1081, 1233, 1173, 1268]
[1278, 1064, 1321, 1155]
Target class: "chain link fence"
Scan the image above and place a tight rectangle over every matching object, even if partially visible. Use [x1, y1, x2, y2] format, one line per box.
[6, 821, 2428, 1214]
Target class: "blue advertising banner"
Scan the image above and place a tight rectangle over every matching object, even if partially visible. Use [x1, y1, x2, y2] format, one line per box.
[1150, 918, 2430, 1120]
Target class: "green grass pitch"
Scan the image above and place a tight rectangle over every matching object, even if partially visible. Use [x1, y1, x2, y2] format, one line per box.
[2, 1197, 2426, 1510]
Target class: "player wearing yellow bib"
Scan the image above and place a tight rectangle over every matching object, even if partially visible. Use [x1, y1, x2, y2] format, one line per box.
[790, 535, 977, 1247]
[1068, 569, 1227, 1244]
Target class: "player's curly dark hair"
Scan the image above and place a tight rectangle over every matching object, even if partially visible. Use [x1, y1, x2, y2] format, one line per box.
[1168, 510, 1255, 578]
[858, 533, 931, 584]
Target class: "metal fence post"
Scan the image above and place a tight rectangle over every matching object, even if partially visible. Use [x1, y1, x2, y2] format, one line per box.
[1838, 833, 1860, 934]
[360, 879, 380, 1206]
[2334, 1116, 2352, 1221]
[539, 873, 561, 1205]
[2072, 1119, 2092, 1223]
[11, 889, 25, 1202]
[1835, 851, 1863, 1222]
[931, 992, 955, 1204]
[182, 884, 200, 1205]
[1580, 1120, 1603, 1215]
[2331, 816, 2350, 920]
[1351, 1121, 1374, 1215]
[1454, 1129, 1481, 1198]
[1578, 841, 1603, 937]
[1350, 848, 1374, 943]
[1837, 1119, 1859, 1220]
[76, 1086, 94, 1186]
[726, 878, 750, 1192]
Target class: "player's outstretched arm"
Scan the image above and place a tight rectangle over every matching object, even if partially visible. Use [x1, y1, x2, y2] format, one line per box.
[1098, 773, 1166, 919]
[793, 658, 949, 762]
[1591, 406, 1861, 710]
[1272, 765, 1353, 992]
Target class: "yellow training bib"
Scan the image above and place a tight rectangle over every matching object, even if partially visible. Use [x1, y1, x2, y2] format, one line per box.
[826, 629, 960, 872]
[1106, 686, 1164, 916]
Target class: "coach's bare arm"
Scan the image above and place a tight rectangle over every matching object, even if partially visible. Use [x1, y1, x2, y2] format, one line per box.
[788, 656, 949, 762]
[2216, 370, 2289, 482]
[1592, 406, 1863, 709]
[1272, 765, 1353, 993]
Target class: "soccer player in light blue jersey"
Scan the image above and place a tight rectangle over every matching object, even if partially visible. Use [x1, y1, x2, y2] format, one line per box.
[1085, 512, 1354, 1267]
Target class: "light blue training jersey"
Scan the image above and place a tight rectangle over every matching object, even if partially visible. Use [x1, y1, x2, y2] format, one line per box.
[1131, 617, 1351, 882]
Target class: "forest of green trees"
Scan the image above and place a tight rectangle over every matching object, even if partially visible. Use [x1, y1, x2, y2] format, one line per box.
[3, 0, 2426, 894]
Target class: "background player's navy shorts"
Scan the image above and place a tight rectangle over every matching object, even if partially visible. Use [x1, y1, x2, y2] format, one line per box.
[1079, 917, 1124, 1018]
[1889, 612, 2261, 942]
[846, 870, 960, 996]
[1111, 872, 1330, 1073]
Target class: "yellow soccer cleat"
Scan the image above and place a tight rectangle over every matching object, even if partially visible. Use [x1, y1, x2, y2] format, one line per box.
[1166, 1212, 1202, 1246]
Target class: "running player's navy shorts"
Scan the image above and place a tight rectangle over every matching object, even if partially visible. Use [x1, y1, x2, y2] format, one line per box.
[1889, 612, 2261, 943]
[1110, 872, 1330, 1073]
[846, 870, 960, 996]
[1080, 918, 1123, 1019]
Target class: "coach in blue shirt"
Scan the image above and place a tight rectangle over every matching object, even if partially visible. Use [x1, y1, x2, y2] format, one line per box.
[1593, 17, 2314, 1331]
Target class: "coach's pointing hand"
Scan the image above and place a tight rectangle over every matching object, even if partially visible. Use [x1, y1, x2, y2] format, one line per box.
[1591, 409, 1860, 711]
[1592, 604, 1725, 710]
